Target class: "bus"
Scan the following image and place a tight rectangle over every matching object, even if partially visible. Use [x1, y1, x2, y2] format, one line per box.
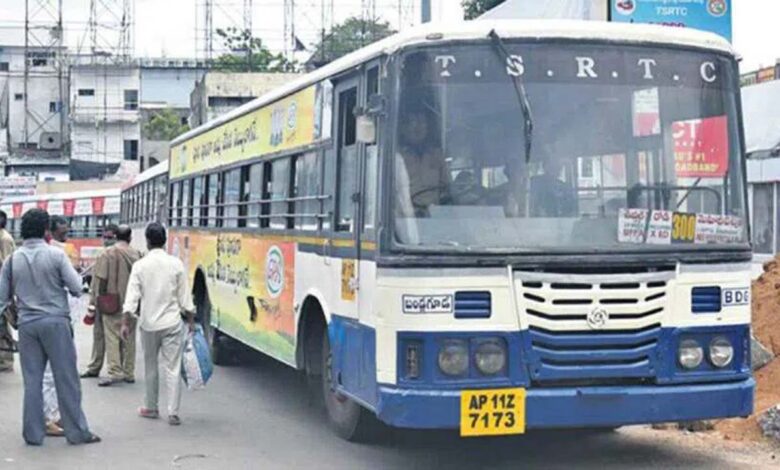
[120, 160, 169, 253]
[0, 188, 120, 270]
[161, 20, 753, 440]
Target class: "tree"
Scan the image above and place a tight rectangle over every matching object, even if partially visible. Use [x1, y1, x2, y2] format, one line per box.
[462, 0, 507, 20]
[213, 27, 297, 73]
[143, 108, 189, 142]
[308, 17, 395, 69]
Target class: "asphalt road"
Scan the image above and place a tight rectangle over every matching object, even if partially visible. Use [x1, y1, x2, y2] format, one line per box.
[0, 302, 776, 469]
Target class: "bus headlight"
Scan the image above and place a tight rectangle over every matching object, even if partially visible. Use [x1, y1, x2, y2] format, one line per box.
[438, 339, 469, 376]
[678, 339, 704, 370]
[709, 336, 734, 368]
[475, 339, 506, 375]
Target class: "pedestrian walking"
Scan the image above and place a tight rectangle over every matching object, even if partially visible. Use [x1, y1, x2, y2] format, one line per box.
[0, 210, 16, 373]
[89, 225, 141, 387]
[81, 223, 119, 379]
[0, 209, 100, 445]
[121, 223, 194, 426]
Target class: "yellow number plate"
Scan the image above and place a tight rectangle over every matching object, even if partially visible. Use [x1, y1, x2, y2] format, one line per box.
[460, 388, 526, 437]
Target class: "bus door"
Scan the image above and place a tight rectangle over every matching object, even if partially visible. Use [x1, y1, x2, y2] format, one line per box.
[333, 75, 362, 313]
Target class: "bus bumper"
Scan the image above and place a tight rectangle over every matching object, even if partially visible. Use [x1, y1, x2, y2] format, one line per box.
[375, 378, 754, 429]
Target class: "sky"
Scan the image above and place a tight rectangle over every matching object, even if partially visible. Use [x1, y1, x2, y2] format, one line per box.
[0, 0, 777, 72]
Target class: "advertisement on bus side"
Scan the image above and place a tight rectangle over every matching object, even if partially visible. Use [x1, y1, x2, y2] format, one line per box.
[169, 230, 297, 364]
[170, 84, 327, 179]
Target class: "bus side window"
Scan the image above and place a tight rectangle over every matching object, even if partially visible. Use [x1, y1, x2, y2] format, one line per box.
[191, 176, 202, 227]
[270, 158, 290, 230]
[207, 174, 219, 227]
[363, 66, 380, 233]
[238, 165, 251, 228]
[261, 161, 272, 229]
[248, 163, 263, 228]
[224, 168, 241, 228]
[336, 86, 358, 232]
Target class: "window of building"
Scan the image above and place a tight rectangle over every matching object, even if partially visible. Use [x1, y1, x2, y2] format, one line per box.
[14, 93, 24, 101]
[124, 89, 139, 111]
[270, 159, 290, 230]
[0, 62, 9, 72]
[224, 169, 241, 228]
[78, 89, 95, 97]
[207, 96, 254, 107]
[123, 139, 138, 161]
[49, 102, 57, 113]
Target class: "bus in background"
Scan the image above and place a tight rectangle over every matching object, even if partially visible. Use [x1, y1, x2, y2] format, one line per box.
[0, 188, 120, 270]
[166, 20, 753, 441]
[120, 160, 169, 253]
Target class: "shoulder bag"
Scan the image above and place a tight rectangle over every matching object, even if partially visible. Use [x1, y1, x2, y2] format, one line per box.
[96, 252, 124, 315]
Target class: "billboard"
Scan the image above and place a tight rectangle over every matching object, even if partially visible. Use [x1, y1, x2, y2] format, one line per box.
[611, 0, 731, 42]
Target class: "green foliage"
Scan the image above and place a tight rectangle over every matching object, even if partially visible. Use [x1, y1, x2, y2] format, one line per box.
[143, 108, 189, 141]
[462, 0, 507, 20]
[309, 17, 395, 68]
[213, 27, 297, 73]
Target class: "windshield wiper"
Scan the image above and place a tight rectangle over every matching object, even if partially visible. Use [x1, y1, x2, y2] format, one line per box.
[488, 29, 534, 163]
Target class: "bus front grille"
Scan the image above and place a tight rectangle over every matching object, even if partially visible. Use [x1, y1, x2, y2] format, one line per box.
[514, 270, 673, 383]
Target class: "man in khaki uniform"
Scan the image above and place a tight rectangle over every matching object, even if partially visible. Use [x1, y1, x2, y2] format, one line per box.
[0, 210, 16, 372]
[88, 225, 140, 386]
[81, 224, 118, 379]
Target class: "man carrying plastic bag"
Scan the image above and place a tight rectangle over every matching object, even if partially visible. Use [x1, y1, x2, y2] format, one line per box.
[181, 324, 212, 390]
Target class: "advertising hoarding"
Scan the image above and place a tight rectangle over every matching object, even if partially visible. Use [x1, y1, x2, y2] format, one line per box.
[611, 0, 732, 42]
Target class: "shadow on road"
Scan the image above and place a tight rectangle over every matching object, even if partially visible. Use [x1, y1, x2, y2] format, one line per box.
[219, 342, 723, 469]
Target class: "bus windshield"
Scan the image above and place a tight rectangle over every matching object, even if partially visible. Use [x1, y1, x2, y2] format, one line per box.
[393, 42, 747, 253]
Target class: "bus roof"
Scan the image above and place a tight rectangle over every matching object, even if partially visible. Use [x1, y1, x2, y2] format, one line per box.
[171, 19, 735, 148]
[123, 160, 169, 190]
[0, 187, 120, 204]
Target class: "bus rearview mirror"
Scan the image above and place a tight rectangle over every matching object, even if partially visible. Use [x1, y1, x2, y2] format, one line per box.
[356, 115, 376, 145]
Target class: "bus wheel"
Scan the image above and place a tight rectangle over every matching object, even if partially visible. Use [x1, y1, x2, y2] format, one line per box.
[198, 290, 228, 366]
[321, 332, 377, 442]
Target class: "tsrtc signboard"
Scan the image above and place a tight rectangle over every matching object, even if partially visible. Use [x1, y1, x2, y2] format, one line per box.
[611, 0, 732, 42]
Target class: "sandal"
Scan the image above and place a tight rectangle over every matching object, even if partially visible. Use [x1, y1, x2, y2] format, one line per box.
[168, 415, 181, 426]
[45, 421, 64, 437]
[83, 434, 101, 444]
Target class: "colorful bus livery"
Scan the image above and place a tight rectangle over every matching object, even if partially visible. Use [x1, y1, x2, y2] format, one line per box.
[163, 20, 753, 440]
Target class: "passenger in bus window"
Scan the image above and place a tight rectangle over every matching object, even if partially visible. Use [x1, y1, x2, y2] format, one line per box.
[395, 107, 449, 217]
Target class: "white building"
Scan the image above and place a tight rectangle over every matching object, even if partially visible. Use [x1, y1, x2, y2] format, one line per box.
[68, 60, 141, 179]
[0, 45, 69, 181]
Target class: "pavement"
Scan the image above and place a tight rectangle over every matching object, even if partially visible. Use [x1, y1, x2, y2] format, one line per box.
[0, 301, 778, 469]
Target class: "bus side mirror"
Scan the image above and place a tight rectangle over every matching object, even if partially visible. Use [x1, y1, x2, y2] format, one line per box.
[356, 115, 376, 145]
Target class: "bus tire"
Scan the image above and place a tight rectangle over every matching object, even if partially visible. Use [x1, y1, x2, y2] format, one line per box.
[321, 331, 378, 442]
[197, 289, 229, 366]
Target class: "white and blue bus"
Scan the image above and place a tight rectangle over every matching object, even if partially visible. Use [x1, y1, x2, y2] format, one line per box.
[162, 20, 753, 440]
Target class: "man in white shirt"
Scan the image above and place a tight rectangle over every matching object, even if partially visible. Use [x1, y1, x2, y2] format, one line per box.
[121, 223, 194, 426]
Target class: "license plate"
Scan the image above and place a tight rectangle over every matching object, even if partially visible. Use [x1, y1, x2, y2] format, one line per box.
[460, 388, 526, 437]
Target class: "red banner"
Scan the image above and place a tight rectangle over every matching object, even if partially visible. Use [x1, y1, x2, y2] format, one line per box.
[91, 197, 105, 215]
[63, 199, 76, 216]
[37, 200, 48, 211]
[12, 203, 22, 218]
[673, 115, 729, 178]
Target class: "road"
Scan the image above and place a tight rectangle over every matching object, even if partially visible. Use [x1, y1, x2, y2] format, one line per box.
[0, 304, 776, 469]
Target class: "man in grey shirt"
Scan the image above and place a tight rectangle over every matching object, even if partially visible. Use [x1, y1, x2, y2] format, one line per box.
[0, 209, 100, 445]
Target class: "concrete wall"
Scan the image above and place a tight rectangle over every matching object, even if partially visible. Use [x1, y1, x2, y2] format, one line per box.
[140, 67, 205, 108]
[189, 72, 300, 127]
